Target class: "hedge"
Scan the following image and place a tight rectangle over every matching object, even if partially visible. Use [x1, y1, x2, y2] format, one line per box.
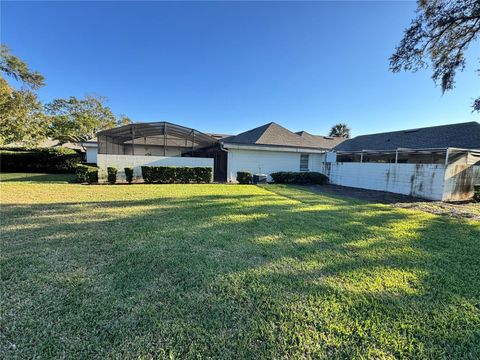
[236, 171, 252, 184]
[75, 164, 98, 184]
[0, 147, 82, 173]
[124, 167, 134, 184]
[270, 171, 329, 185]
[474, 184, 480, 202]
[107, 167, 117, 184]
[141, 166, 212, 184]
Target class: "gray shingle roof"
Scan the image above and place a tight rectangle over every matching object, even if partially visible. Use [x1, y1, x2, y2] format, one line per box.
[295, 131, 346, 149]
[222, 122, 322, 149]
[334, 122, 480, 151]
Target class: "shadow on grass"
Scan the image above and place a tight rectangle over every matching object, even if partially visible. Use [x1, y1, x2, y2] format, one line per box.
[0, 173, 77, 183]
[1, 185, 479, 358]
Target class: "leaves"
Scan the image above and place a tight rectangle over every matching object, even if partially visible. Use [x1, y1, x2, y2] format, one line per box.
[390, 0, 480, 111]
[0, 45, 45, 89]
[45, 95, 118, 142]
[329, 123, 351, 138]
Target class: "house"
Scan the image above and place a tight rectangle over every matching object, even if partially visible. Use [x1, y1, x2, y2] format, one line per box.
[333, 121, 480, 164]
[86, 120, 480, 201]
[220, 122, 344, 182]
[323, 121, 480, 201]
[86, 121, 343, 183]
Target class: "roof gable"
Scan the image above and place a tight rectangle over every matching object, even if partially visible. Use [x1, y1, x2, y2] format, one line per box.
[223, 122, 323, 149]
[335, 122, 480, 151]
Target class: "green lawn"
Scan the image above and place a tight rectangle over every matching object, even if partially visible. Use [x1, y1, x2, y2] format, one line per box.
[1, 173, 479, 359]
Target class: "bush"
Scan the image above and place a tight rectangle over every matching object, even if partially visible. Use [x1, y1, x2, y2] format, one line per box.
[141, 166, 212, 184]
[107, 167, 117, 184]
[474, 184, 480, 202]
[193, 167, 212, 183]
[237, 171, 252, 184]
[124, 167, 134, 184]
[270, 171, 328, 185]
[75, 164, 98, 184]
[0, 147, 82, 173]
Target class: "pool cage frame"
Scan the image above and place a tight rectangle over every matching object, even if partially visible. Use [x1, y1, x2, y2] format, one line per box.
[97, 122, 219, 157]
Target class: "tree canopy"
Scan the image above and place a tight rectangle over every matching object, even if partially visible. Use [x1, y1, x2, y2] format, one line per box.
[0, 45, 45, 89]
[0, 46, 47, 146]
[45, 95, 119, 143]
[390, 0, 480, 112]
[329, 123, 351, 138]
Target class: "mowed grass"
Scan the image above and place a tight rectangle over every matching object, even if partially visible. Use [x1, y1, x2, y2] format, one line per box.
[1, 174, 479, 359]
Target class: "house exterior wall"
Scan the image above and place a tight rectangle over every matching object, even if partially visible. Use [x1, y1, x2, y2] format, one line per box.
[226, 148, 325, 182]
[320, 162, 446, 200]
[85, 147, 97, 164]
[96, 154, 214, 183]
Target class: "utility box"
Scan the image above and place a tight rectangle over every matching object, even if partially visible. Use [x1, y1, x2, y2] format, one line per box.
[253, 174, 268, 184]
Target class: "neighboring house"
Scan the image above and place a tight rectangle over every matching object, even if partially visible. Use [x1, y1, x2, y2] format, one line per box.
[220, 122, 342, 181]
[324, 121, 480, 201]
[90, 121, 342, 183]
[79, 140, 99, 164]
[86, 120, 480, 201]
[334, 121, 480, 164]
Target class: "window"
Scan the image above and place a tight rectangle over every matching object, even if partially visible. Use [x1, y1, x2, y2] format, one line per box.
[300, 154, 309, 171]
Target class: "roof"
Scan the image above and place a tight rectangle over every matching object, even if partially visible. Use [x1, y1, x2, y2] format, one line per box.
[334, 121, 480, 152]
[222, 122, 335, 150]
[97, 121, 218, 147]
[295, 131, 346, 149]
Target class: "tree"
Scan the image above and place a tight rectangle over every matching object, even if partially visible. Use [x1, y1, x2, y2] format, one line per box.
[117, 114, 133, 127]
[390, 0, 480, 112]
[329, 123, 351, 138]
[0, 45, 45, 89]
[0, 45, 47, 146]
[45, 95, 118, 143]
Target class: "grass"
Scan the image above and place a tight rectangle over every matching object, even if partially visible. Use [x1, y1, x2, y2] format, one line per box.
[1, 173, 479, 359]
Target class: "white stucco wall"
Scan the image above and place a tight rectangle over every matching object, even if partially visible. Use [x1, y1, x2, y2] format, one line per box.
[96, 154, 214, 183]
[85, 147, 97, 164]
[320, 162, 446, 200]
[227, 148, 326, 182]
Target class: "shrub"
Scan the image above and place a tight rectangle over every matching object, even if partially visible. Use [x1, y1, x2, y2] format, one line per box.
[271, 171, 328, 185]
[176, 167, 195, 184]
[124, 167, 134, 184]
[141, 166, 212, 184]
[193, 167, 212, 183]
[75, 164, 98, 184]
[107, 167, 117, 184]
[474, 184, 480, 202]
[237, 171, 252, 184]
[0, 147, 82, 173]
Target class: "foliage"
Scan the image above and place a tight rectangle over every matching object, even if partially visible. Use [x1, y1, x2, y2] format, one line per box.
[75, 164, 98, 184]
[390, 0, 480, 112]
[45, 95, 117, 142]
[270, 171, 329, 185]
[329, 123, 350, 138]
[124, 167, 134, 184]
[1, 181, 479, 358]
[0, 46, 47, 146]
[141, 166, 212, 184]
[236, 171, 253, 184]
[0, 79, 47, 146]
[474, 184, 480, 202]
[0, 147, 82, 173]
[0, 45, 45, 89]
[117, 114, 133, 127]
[107, 167, 117, 184]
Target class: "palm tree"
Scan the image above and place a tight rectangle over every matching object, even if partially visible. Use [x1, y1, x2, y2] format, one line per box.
[329, 123, 351, 138]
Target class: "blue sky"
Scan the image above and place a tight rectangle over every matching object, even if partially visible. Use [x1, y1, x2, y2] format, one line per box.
[2, 1, 478, 137]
